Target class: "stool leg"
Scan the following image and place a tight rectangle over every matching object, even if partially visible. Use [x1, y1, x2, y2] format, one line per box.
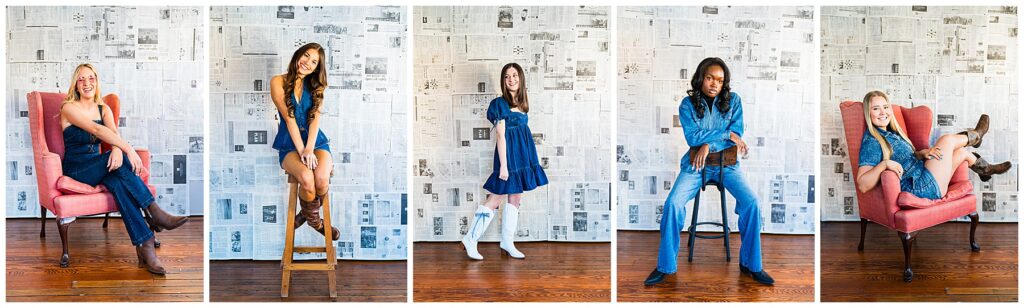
[720, 185, 731, 262]
[687, 189, 701, 263]
[281, 182, 299, 298]
[321, 192, 338, 298]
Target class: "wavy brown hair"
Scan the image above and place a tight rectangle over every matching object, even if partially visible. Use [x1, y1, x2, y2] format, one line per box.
[283, 43, 327, 119]
[500, 62, 529, 112]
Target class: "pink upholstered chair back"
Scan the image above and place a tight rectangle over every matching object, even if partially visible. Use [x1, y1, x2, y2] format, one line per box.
[839, 101, 933, 191]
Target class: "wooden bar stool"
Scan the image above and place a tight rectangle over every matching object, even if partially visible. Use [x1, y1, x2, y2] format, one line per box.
[281, 174, 337, 298]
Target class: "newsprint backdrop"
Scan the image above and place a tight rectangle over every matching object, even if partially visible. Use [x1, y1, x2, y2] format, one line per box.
[6, 6, 204, 218]
[820, 6, 1019, 222]
[617, 6, 818, 234]
[413, 6, 613, 242]
[208, 6, 408, 260]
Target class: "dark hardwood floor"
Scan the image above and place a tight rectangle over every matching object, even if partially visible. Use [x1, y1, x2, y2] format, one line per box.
[821, 221, 1018, 302]
[413, 242, 611, 302]
[210, 260, 407, 302]
[617, 230, 814, 302]
[6, 217, 204, 302]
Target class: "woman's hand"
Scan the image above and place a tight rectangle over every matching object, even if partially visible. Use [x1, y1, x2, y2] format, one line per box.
[690, 144, 711, 171]
[499, 165, 509, 181]
[923, 147, 943, 160]
[301, 147, 318, 170]
[107, 148, 123, 172]
[730, 131, 748, 156]
[126, 150, 144, 176]
[884, 159, 904, 178]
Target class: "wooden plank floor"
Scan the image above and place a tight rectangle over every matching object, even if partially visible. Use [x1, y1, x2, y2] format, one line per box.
[209, 260, 407, 302]
[617, 230, 814, 302]
[821, 221, 1018, 302]
[413, 242, 611, 302]
[6, 217, 204, 302]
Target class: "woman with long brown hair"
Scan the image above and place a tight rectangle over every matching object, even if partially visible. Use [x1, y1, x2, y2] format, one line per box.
[856, 90, 1011, 199]
[461, 62, 549, 260]
[270, 43, 338, 239]
[60, 63, 188, 274]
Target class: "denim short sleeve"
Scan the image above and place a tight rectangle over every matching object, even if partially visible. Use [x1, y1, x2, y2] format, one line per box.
[858, 133, 883, 167]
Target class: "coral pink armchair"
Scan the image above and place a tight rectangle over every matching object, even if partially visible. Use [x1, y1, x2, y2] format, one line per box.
[26, 91, 156, 268]
[839, 101, 978, 282]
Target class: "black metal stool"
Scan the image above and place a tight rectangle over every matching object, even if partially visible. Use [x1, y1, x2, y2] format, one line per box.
[686, 152, 731, 262]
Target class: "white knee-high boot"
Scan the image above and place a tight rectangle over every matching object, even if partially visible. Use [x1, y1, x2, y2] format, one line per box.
[462, 205, 494, 260]
[499, 204, 525, 258]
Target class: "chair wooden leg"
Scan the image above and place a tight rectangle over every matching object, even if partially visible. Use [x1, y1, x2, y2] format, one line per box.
[857, 218, 867, 251]
[102, 213, 109, 228]
[57, 219, 72, 268]
[40, 205, 47, 238]
[898, 231, 916, 282]
[968, 212, 980, 251]
[321, 192, 338, 299]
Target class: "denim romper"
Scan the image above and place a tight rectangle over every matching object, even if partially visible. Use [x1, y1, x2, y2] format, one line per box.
[271, 78, 331, 165]
[858, 129, 943, 199]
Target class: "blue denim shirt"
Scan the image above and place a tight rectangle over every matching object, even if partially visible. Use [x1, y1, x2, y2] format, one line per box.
[858, 128, 928, 194]
[678, 93, 743, 167]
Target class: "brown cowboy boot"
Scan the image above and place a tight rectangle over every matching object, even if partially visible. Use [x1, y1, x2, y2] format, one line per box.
[959, 114, 989, 148]
[299, 196, 340, 241]
[144, 203, 188, 232]
[970, 152, 1012, 182]
[135, 237, 166, 275]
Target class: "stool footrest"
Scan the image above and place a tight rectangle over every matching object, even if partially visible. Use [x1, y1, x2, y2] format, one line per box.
[283, 263, 336, 271]
[293, 246, 329, 253]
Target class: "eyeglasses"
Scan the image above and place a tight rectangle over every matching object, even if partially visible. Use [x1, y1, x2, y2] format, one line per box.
[77, 76, 96, 84]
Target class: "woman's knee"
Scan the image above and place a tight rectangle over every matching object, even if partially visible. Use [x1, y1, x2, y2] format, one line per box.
[314, 175, 330, 196]
[508, 194, 522, 206]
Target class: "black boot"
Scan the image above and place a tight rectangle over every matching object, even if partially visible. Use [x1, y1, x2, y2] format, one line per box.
[959, 114, 989, 148]
[644, 268, 670, 286]
[970, 152, 1012, 182]
[740, 264, 775, 285]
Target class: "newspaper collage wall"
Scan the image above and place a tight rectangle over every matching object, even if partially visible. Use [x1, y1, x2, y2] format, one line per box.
[617, 6, 818, 234]
[820, 6, 1019, 222]
[6, 6, 205, 218]
[412, 6, 613, 242]
[208, 6, 408, 260]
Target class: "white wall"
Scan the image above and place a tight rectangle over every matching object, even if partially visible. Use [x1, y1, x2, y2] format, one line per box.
[6, 6, 205, 218]
[208, 6, 408, 260]
[617, 6, 818, 234]
[412, 6, 613, 242]
[820, 6, 1018, 222]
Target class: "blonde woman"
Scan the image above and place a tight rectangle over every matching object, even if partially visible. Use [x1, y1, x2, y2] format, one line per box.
[856, 90, 1011, 199]
[60, 64, 188, 274]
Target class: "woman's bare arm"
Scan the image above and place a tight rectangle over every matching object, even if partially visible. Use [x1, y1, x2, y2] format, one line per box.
[856, 160, 902, 193]
[496, 120, 508, 179]
[62, 104, 134, 153]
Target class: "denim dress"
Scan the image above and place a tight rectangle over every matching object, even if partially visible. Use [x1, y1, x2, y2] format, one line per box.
[271, 79, 331, 165]
[63, 105, 155, 246]
[482, 97, 549, 194]
[858, 129, 943, 199]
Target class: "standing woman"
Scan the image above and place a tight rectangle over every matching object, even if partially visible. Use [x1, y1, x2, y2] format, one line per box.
[270, 42, 339, 240]
[60, 63, 188, 275]
[462, 63, 549, 260]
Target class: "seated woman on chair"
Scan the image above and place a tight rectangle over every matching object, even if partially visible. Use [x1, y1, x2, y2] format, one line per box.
[856, 90, 1011, 200]
[60, 63, 188, 275]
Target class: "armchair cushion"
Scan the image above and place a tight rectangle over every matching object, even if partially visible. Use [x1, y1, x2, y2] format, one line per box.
[55, 176, 105, 195]
[897, 180, 973, 209]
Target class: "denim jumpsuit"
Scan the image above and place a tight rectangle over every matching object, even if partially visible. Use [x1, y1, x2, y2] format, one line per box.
[657, 93, 764, 274]
[63, 105, 155, 246]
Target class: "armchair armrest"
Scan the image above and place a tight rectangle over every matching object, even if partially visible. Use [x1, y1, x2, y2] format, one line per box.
[36, 152, 65, 209]
[859, 170, 902, 228]
[135, 147, 151, 183]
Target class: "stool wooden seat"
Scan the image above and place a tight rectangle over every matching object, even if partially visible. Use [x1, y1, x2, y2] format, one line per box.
[281, 174, 337, 298]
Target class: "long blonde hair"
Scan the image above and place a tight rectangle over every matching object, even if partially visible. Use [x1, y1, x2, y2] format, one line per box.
[63, 63, 102, 107]
[863, 90, 912, 160]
